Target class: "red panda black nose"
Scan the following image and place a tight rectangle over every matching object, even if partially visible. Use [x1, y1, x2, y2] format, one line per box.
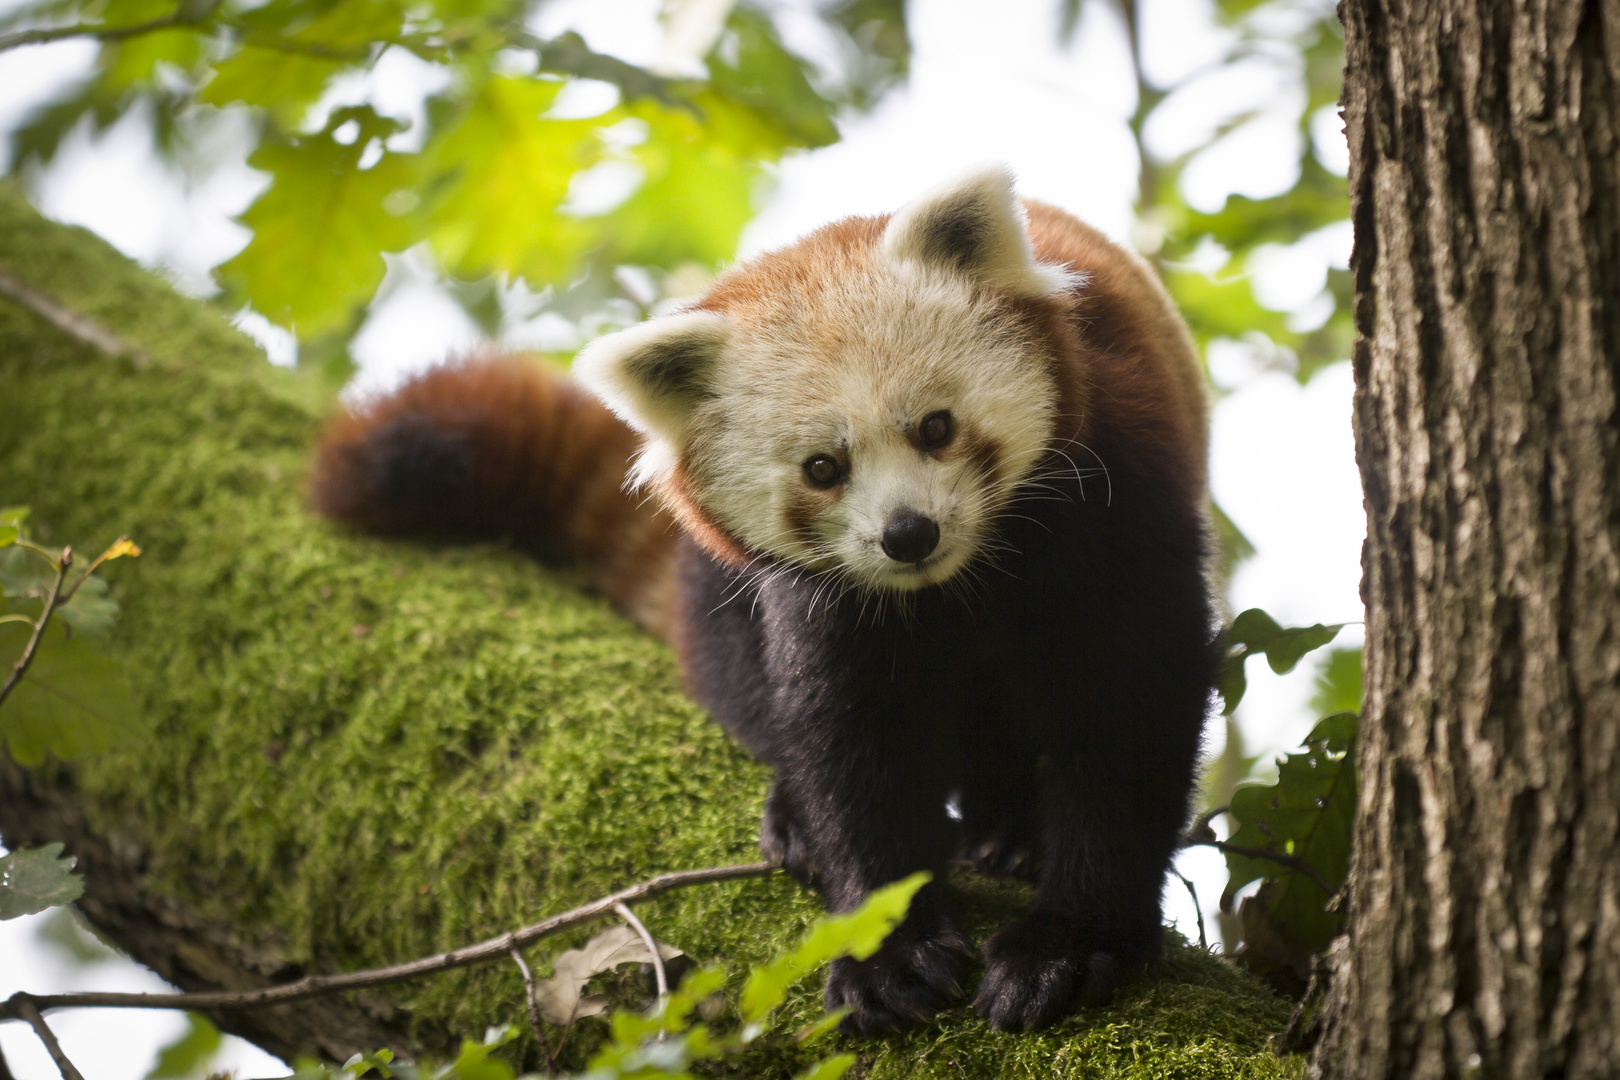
[881, 511, 940, 564]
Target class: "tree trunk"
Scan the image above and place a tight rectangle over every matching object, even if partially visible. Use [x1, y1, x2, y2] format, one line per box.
[1321, 1, 1620, 1077]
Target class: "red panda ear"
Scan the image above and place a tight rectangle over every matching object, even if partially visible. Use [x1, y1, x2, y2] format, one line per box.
[574, 310, 729, 455]
[882, 165, 1076, 298]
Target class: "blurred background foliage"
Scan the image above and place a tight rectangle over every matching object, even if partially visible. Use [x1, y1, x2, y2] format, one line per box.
[0, 0, 1360, 1048]
[0, 0, 1348, 390]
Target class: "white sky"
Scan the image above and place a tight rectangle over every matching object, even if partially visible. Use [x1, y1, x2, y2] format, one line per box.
[0, 0, 1364, 1074]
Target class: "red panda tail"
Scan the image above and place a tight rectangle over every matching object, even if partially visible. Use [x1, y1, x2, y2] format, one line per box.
[310, 355, 679, 640]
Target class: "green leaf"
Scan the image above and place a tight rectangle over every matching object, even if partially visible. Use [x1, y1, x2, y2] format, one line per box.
[218, 132, 421, 336]
[200, 3, 407, 122]
[1231, 608, 1343, 675]
[740, 871, 927, 1023]
[794, 1053, 858, 1080]
[424, 75, 602, 283]
[660, 962, 726, 1028]
[824, 0, 909, 109]
[199, 47, 347, 126]
[1163, 263, 1297, 352]
[601, 94, 773, 271]
[146, 1013, 223, 1079]
[706, 6, 839, 149]
[443, 1026, 517, 1080]
[0, 526, 15, 548]
[0, 544, 55, 599]
[0, 843, 84, 919]
[1223, 711, 1358, 978]
[1217, 608, 1345, 714]
[0, 507, 27, 528]
[35, 906, 120, 965]
[1310, 647, 1364, 717]
[1208, 499, 1256, 586]
[56, 574, 121, 638]
[0, 620, 133, 765]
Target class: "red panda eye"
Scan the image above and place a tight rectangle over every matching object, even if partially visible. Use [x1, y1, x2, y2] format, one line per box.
[804, 455, 843, 487]
[920, 411, 953, 449]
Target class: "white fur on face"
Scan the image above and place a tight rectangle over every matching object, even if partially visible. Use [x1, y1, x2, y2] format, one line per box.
[683, 261, 1057, 592]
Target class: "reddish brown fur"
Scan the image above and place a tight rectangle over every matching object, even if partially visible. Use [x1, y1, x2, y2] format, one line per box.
[312, 356, 679, 637]
[951, 422, 1006, 485]
[1023, 201, 1208, 505]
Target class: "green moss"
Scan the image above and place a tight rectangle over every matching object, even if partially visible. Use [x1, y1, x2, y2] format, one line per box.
[0, 181, 1298, 1077]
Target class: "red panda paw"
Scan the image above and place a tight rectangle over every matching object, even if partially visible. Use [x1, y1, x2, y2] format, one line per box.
[973, 914, 1153, 1032]
[824, 917, 974, 1035]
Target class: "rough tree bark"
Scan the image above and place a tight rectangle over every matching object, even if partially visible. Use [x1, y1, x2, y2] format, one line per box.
[1322, 1, 1620, 1077]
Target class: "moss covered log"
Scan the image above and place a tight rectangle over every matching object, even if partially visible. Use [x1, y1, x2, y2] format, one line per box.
[0, 182, 1299, 1077]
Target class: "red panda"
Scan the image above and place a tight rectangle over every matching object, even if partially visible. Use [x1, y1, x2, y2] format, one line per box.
[312, 166, 1212, 1033]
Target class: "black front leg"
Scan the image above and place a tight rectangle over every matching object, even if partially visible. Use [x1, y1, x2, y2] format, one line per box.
[972, 631, 1209, 1031]
[753, 588, 974, 1033]
[769, 736, 972, 1034]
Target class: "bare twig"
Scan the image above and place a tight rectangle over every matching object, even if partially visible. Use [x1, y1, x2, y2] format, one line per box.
[508, 946, 556, 1075]
[0, 861, 776, 1021]
[1182, 837, 1335, 897]
[1179, 805, 1335, 898]
[613, 900, 669, 1042]
[0, 548, 69, 711]
[513, 31, 698, 111]
[13, 998, 84, 1080]
[1188, 804, 1229, 843]
[1170, 867, 1208, 951]
[0, 1038, 17, 1080]
[613, 902, 668, 1001]
[0, 270, 145, 364]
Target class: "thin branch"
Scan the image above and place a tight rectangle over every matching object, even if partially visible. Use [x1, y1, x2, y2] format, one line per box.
[513, 31, 698, 111]
[59, 537, 139, 604]
[0, 1037, 16, 1080]
[0, 548, 69, 711]
[613, 901, 668, 1002]
[13, 999, 84, 1080]
[613, 900, 669, 1042]
[1169, 867, 1208, 951]
[1183, 837, 1335, 897]
[0, 861, 776, 1021]
[508, 946, 556, 1075]
[0, 11, 187, 52]
[1187, 804, 1229, 844]
[0, 271, 146, 364]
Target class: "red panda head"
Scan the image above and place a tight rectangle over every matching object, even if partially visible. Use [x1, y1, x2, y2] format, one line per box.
[576, 166, 1084, 593]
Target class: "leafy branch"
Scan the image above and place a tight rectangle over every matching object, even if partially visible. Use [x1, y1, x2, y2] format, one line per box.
[1180, 805, 1334, 897]
[0, 5, 209, 53]
[0, 520, 139, 714]
[0, 545, 67, 710]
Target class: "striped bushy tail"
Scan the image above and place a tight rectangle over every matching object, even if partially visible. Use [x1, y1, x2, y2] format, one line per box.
[311, 356, 678, 639]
